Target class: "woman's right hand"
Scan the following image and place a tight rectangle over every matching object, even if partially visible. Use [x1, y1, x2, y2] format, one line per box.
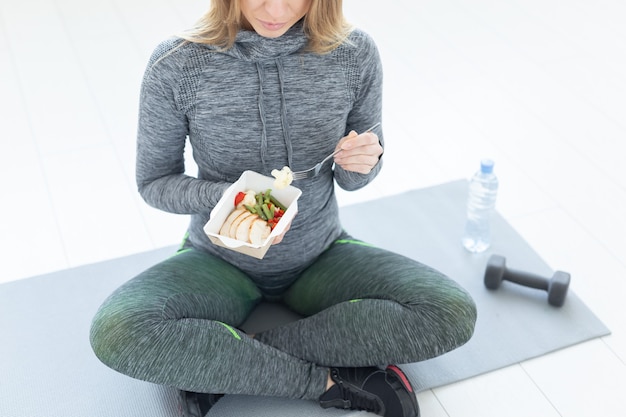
[271, 210, 297, 245]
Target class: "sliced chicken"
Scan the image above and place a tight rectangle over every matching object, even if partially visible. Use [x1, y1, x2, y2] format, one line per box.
[220, 208, 247, 236]
[229, 211, 254, 239]
[249, 218, 271, 246]
[235, 212, 257, 242]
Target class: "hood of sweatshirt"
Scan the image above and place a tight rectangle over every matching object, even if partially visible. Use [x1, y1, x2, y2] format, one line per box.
[222, 20, 308, 62]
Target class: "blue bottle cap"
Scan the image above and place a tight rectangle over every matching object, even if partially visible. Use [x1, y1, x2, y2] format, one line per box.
[480, 159, 494, 174]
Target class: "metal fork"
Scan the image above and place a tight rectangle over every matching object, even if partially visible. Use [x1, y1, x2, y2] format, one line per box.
[291, 122, 381, 180]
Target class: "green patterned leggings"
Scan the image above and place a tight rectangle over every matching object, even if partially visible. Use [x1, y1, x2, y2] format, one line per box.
[90, 238, 476, 400]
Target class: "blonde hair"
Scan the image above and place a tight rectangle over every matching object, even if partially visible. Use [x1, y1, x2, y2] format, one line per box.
[181, 0, 352, 54]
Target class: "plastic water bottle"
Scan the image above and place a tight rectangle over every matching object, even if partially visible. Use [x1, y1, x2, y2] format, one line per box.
[462, 159, 499, 253]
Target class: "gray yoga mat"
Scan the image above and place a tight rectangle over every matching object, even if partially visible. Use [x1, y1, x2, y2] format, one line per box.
[0, 180, 610, 417]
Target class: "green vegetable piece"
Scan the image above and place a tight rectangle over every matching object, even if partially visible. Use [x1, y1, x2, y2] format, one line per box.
[269, 195, 287, 211]
[255, 204, 267, 220]
[261, 204, 273, 220]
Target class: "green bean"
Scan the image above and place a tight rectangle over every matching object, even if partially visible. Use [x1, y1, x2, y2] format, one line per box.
[261, 203, 273, 220]
[254, 204, 266, 220]
[269, 195, 287, 210]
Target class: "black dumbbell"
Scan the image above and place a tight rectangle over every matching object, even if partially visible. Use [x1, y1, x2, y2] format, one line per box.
[484, 254, 570, 307]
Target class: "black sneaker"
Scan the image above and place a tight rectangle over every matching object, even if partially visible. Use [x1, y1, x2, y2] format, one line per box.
[178, 390, 224, 417]
[319, 366, 419, 417]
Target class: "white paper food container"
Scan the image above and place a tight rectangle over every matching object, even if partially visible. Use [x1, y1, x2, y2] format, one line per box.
[203, 170, 302, 259]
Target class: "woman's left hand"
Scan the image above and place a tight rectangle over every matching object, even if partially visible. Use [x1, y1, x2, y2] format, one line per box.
[333, 130, 383, 174]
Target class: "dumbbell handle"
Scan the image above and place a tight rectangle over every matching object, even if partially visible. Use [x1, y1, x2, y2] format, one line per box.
[502, 268, 549, 291]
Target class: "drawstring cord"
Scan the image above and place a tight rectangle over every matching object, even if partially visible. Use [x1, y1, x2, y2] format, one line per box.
[255, 59, 294, 171]
[275, 59, 294, 168]
[255, 63, 269, 168]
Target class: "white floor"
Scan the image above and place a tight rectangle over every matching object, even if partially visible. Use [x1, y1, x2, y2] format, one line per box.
[1, 0, 625, 415]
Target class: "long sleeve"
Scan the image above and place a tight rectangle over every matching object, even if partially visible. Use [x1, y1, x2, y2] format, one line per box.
[333, 31, 384, 192]
[136, 42, 229, 215]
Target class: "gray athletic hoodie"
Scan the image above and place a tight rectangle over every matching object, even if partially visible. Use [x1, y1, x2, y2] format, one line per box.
[136, 21, 383, 293]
